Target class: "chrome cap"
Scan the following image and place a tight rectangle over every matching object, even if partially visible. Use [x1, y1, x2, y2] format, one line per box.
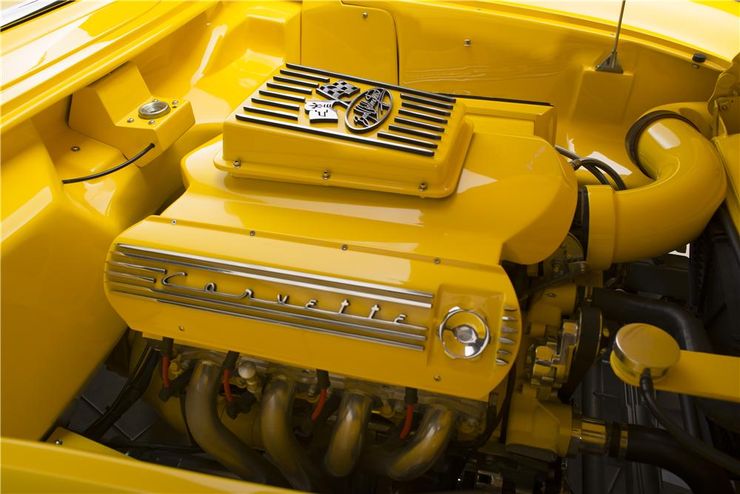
[438, 307, 490, 359]
[138, 100, 171, 119]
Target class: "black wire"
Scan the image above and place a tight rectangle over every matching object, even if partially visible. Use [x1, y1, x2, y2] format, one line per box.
[580, 158, 627, 190]
[554, 145, 627, 190]
[62, 143, 155, 184]
[639, 371, 740, 476]
[579, 162, 611, 186]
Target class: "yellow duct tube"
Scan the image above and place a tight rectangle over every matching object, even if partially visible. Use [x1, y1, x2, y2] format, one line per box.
[586, 111, 727, 270]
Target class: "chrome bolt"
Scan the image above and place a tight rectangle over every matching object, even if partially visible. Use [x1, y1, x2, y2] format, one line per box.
[55, 439, 63, 445]
[341, 244, 348, 251]
[172, 100, 179, 105]
[433, 375, 442, 382]
[127, 117, 135, 123]
[233, 160, 241, 168]
[171, 219, 177, 225]
[152, 99, 159, 102]
[433, 257, 441, 264]
[70, 145, 80, 152]
[178, 325, 185, 332]
[249, 230, 256, 236]
[362, 11, 368, 19]
[464, 38, 472, 47]
[418, 182, 428, 191]
[720, 104, 729, 111]
[148, 119, 155, 125]
[322, 169, 331, 180]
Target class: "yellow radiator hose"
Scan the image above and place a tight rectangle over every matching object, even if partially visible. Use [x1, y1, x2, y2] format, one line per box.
[585, 111, 727, 270]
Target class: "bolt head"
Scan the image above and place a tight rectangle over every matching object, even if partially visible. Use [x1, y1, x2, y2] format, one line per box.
[433, 375, 442, 382]
[322, 170, 331, 180]
[464, 38, 472, 47]
[433, 257, 441, 264]
[178, 325, 185, 332]
[233, 160, 241, 167]
[148, 119, 155, 125]
[418, 182, 428, 191]
[171, 219, 177, 225]
[362, 11, 368, 18]
[127, 117, 135, 123]
[341, 244, 348, 251]
[55, 439, 63, 445]
[70, 145, 80, 152]
[249, 230, 256, 236]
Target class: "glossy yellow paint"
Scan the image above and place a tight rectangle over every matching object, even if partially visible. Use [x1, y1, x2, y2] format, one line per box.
[0, 436, 291, 493]
[0, 0, 737, 483]
[1, 1, 302, 440]
[68, 62, 194, 164]
[611, 350, 740, 403]
[505, 387, 573, 458]
[586, 116, 727, 269]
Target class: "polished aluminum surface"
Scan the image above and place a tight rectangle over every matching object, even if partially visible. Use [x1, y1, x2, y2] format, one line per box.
[107, 244, 433, 351]
[437, 306, 490, 359]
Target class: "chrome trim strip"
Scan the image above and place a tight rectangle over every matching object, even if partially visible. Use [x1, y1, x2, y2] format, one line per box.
[387, 125, 442, 141]
[400, 94, 454, 110]
[113, 244, 434, 307]
[377, 132, 438, 149]
[235, 114, 435, 157]
[243, 106, 298, 120]
[258, 90, 305, 102]
[109, 285, 425, 351]
[251, 97, 300, 111]
[393, 117, 445, 133]
[106, 270, 156, 284]
[266, 82, 313, 95]
[284, 63, 456, 103]
[273, 75, 319, 88]
[401, 102, 451, 117]
[280, 69, 330, 82]
[144, 271, 427, 334]
[107, 260, 167, 273]
[398, 109, 448, 124]
[109, 281, 427, 340]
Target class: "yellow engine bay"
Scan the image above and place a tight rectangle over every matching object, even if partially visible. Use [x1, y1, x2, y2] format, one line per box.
[2, 1, 740, 493]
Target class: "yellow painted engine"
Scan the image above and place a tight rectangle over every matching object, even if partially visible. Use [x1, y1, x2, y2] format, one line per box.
[103, 64, 579, 488]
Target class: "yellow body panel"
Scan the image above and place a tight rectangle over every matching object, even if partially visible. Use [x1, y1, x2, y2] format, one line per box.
[611, 350, 740, 403]
[0, 435, 290, 493]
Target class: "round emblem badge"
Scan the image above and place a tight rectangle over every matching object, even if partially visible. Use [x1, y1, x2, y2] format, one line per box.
[345, 88, 393, 133]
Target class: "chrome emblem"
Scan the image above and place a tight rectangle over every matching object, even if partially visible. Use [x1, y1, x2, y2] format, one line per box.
[316, 80, 359, 108]
[304, 100, 340, 123]
[345, 88, 392, 133]
[107, 244, 434, 351]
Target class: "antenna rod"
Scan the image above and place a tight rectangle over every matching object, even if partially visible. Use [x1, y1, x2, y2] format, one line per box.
[596, 0, 626, 73]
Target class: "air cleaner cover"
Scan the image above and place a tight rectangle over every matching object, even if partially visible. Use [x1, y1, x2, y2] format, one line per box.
[216, 64, 473, 198]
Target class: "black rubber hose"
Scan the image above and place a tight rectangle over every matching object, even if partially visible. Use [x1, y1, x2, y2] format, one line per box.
[84, 344, 159, 440]
[639, 373, 740, 477]
[618, 423, 734, 494]
[591, 288, 740, 433]
[590, 288, 711, 352]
